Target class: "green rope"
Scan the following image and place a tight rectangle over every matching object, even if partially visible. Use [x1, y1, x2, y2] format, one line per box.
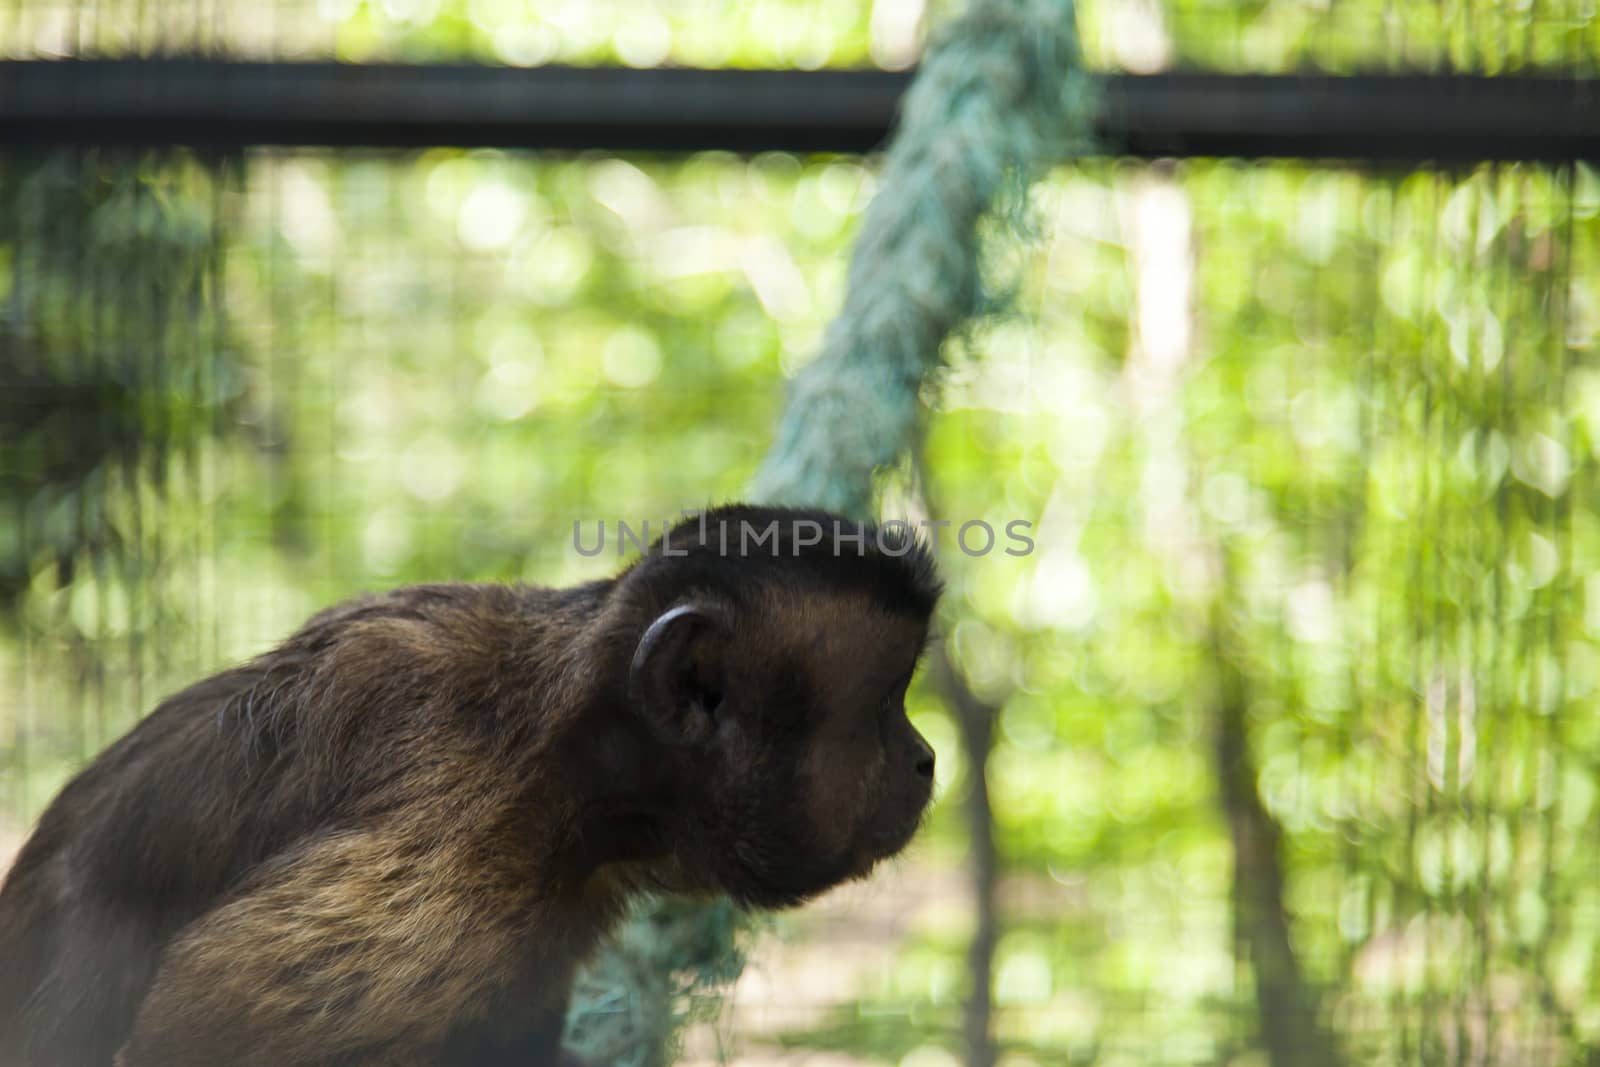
[753, 0, 1096, 518]
[562, 897, 747, 1067]
[564, 0, 1095, 1061]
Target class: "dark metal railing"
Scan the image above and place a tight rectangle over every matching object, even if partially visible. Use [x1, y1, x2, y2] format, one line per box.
[1, 60, 1597, 161]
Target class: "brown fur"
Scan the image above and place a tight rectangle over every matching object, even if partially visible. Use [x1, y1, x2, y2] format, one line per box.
[0, 506, 940, 1066]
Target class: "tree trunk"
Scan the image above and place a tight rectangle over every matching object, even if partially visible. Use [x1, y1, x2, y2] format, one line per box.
[1211, 611, 1342, 1067]
[931, 644, 1000, 1067]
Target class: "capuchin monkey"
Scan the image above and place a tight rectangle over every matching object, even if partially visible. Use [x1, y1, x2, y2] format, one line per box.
[0, 505, 940, 1067]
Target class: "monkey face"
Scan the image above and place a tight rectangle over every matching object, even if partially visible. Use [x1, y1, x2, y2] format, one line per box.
[789, 603, 935, 887]
[628, 588, 935, 909]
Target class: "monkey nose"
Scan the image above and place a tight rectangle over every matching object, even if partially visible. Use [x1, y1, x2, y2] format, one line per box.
[914, 742, 935, 780]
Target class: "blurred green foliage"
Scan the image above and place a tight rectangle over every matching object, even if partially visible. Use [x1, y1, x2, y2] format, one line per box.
[4, 3, 1600, 1067]
[6, 145, 1599, 1067]
[5, 0, 1600, 73]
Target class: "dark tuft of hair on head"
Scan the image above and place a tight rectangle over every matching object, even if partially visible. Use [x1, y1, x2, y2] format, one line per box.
[631, 504, 942, 620]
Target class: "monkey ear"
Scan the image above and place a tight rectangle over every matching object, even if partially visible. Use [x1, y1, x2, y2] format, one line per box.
[627, 603, 728, 747]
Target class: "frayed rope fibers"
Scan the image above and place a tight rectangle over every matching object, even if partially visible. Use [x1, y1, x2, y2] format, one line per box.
[563, 0, 1094, 1062]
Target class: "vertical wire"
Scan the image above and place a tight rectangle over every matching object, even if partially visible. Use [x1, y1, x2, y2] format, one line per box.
[1317, 167, 1363, 1052]
[1567, 158, 1600, 1054]
[184, 152, 202, 680]
[1472, 162, 1512, 1067]
[1531, 161, 1577, 1064]
[265, 153, 283, 641]
[9, 481, 27, 819]
[1418, 168, 1447, 1067]
[122, 159, 146, 744]
[1393, 172, 1420, 1065]
[1508, 164, 1543, 1064]
[1327, 172, 1352, 1056]
[1377, 170, 1410, 1067]
[87, 149, 108, 754]
[202, 154, 223, 673]
[1355, 174, 1395, 1063]
[13, 155, 33, 820]
[1396, 171, 1437, 1066]
[148, 160, 171, 749]
[1214, 166, 1250, 1062]
[4, 152, 30, 821]
[326, 156, 347, 597]
[1446, 166, 1486, 1067]
[66, 150, 90, 766]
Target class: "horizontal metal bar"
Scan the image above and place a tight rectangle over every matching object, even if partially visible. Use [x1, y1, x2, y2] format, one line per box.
[1106, 71, 1600, 163]
[0, 61, 907, 155]
[0, 60, 1597, 162]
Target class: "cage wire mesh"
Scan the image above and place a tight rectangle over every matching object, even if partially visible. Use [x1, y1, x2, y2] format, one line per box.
[4, 0, 1600, 72]
[4, 3, 1600, 1067]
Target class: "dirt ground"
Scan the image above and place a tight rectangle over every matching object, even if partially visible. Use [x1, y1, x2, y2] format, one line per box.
[677, 857, 968, 1066]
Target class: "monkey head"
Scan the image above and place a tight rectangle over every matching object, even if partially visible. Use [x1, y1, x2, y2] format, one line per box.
[596, 505, 941, 910]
